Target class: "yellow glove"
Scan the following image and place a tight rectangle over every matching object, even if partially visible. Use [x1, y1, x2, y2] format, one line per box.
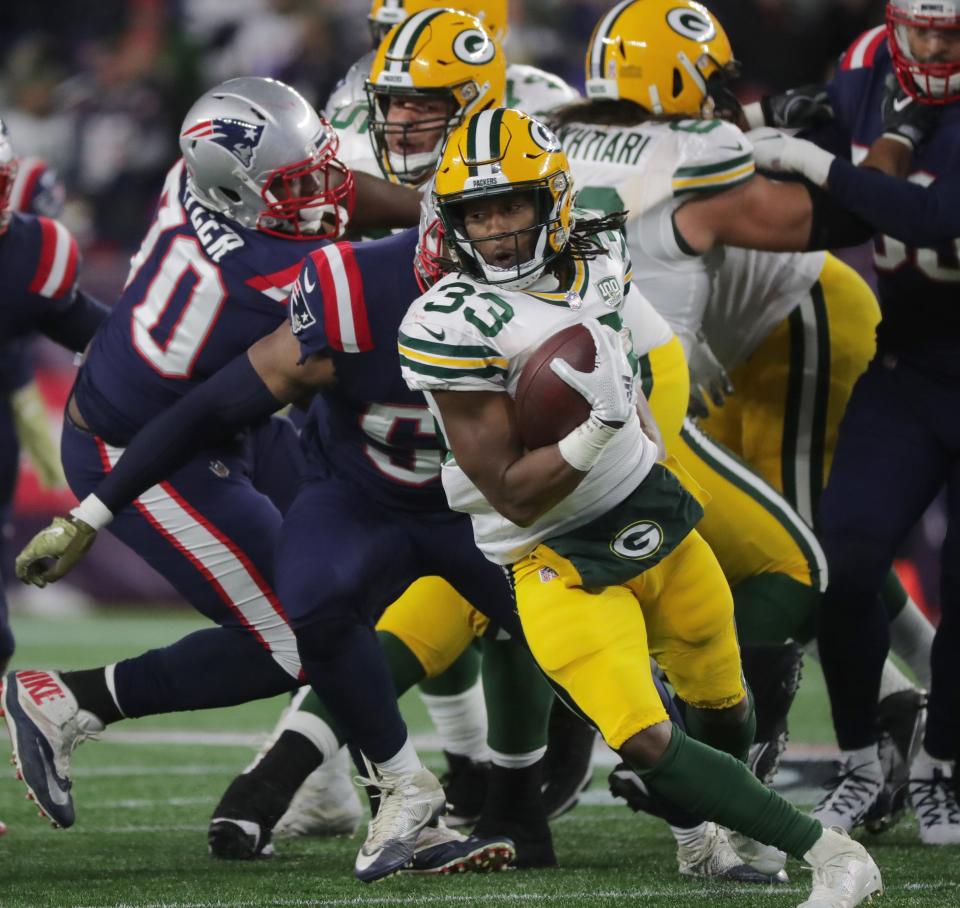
[11, 382, 66, 490]
[15, 515, 97, 588]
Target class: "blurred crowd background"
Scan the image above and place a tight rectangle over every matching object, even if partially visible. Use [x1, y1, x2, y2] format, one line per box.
[2, 0, 939, 618]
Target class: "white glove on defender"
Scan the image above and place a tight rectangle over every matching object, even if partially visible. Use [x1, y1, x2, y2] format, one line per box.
[550, 320, 636, 472]
[747, 127, 836, 188]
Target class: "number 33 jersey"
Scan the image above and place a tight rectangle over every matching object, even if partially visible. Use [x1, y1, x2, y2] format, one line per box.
[399, 226, 659, 565]
[75, 160, 332, 444]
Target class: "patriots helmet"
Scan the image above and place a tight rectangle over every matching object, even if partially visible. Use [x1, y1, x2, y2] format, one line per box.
[888, 0, 960, 104]
[179, 77, 355, 239]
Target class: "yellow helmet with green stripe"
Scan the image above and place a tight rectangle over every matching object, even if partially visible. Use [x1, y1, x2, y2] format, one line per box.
[366, 8, 506, 184]
[368, 1, 508, 44]
[434, 108, 574, 291]
[584, 0, 736, 116]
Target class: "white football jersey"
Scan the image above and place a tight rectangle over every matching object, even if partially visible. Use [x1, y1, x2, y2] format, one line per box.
[558, 115, 825, 364]
[703, 247, 826, 371]
[504, 62, 580, 117]
[399, 228, 659, 565]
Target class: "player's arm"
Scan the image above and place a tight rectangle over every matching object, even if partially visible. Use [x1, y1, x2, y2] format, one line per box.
[15, 322, 334, 587]
[35, 288, 110, 352]
[432, 389, 586, 527]
[429, 320, 636, 528]
[673, 174, 814, 254]
[350, 171, 420, 230]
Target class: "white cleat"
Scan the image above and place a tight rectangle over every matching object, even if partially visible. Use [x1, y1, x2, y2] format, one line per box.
[908, 761, 960, 845]
[273, 748, 363, 839]
[728, 829, 787, 876]
[811, 754, 884, 833]
[353, 765, 445, 882]
[798, 826, 882, 908]
[2, 670, 103, 829]
[678, 822, 788, 883]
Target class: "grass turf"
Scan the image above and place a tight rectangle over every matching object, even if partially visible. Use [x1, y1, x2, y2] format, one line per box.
[0, 609, 956, 907]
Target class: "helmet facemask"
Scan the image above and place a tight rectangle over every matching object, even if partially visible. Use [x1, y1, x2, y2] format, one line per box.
[888, 2, 960, 104]
[257, 132, 356, 240]
[365, 85, 464, 185]
[438, 179, 572, 292]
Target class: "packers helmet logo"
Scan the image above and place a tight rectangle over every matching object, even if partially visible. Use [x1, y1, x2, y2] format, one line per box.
[529, 120, 562, 152]
[453, 29, 496, 65]
[666, 7, 717, 42]
[610, 521, 664, 560]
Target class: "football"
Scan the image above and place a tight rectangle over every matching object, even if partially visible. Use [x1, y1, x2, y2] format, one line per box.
[515, 323, 596, 450]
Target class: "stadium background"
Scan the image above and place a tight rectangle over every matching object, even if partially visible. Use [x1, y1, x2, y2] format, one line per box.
[0, 0, 940, 623]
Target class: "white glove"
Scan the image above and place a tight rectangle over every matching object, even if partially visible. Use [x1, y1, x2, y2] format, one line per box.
[687, 332, 734, 418]
[747, 127, 836, 188]
[550, 319, 635, 427]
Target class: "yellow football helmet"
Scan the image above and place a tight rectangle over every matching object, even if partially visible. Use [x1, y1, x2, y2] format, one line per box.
[584, 0, 736, 117]
[434, 108, 574, 290]
[368, 1, 509, 44]
[366, 8, 506, 184]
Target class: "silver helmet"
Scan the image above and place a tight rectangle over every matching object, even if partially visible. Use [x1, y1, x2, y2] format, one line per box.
[179, 77, 355, 239]
[887, 0, 960, 104]
[0, 119, 17, 235]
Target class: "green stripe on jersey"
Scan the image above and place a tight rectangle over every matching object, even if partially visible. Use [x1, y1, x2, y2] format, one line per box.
[400, 355, 505, 381]
[674, 152, 753, 179]
[399, 331, 502, 360]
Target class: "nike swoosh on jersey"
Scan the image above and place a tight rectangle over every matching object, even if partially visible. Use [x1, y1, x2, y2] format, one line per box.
[424, 326, 446, 341]
[719, 143, 745, 152]
[303, 269, 316, 293]
[892, 95, 912, 112]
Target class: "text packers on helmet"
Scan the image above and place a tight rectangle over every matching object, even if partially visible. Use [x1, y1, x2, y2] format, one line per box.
[584, 0, 736, 116]
[887, 0, 960, 104]
[179, 77, 354, 240]
[368, 0, 509, 44]
[366, 8, 506, 184]
[434, 107, 574, 290]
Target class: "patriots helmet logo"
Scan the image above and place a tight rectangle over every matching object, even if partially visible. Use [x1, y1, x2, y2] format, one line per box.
[181, 117, 265, 168]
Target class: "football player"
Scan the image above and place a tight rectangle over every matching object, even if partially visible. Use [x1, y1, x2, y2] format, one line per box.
[0, 119, 106, 840]
[739, 0, 960, 844]
[0, 75, 417, 833]
[399, 106, 882, 907]
[326, 0, 578, 171]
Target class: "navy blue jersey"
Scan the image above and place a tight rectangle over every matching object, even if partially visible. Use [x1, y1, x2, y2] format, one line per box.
[292, 227, 445, 511]
[75, 160, 330, 444]
[826, 28, 960, 369]
[0, 211, 79, 343]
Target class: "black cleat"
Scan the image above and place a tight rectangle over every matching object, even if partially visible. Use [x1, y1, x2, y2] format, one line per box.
[741, 642, 804, 786]
[864, 688, 927, 834]
[207, 772, 291, 859]
[541, 699, 596, 820]
[439, 750, 489, 827]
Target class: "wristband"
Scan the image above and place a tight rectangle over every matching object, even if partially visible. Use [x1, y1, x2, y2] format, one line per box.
[70, 493, 114, 531]
[741, 100, 765, 130]
[557, 414, 621, 472]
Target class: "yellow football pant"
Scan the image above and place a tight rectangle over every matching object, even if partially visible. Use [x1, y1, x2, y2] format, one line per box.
[701, 253, 879, 527]
[513, 529, 745, 749]
[645, 336, 825, 592]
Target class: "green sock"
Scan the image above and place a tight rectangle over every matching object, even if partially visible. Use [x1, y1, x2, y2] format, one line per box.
[418, 642, 480, 696]
[733, 573, 819, 645]
[684, 686, 756, 763]
[378, 630, 427, 696]
[481, 635, 553, 755]
[638, 726, 821, 859]
[881, 570, 908, 620]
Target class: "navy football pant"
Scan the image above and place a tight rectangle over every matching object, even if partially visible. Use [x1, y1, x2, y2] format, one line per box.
[61, 415, 305, 717]
[279, 473, 520, 763]
[818, 356, 960, 758]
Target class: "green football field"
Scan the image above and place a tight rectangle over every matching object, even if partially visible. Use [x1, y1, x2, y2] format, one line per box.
[0, 609, 957, 907]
